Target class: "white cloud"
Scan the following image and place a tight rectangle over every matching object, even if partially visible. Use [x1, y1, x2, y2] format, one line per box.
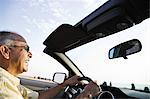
[80, 0, 108, 9]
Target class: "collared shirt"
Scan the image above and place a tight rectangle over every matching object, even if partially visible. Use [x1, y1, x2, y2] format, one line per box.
[0, 67, 39, 99]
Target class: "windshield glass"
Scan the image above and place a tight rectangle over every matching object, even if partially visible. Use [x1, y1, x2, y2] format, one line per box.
[66, 19, 150, 90]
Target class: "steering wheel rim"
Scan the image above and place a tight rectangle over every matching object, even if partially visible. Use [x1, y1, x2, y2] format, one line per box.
[78, 76, 93, 82]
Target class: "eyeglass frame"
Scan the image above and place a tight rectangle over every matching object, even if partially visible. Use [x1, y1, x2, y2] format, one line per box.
[7, 45, 30, 52]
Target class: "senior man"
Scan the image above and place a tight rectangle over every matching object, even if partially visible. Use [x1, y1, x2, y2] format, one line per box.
[0, 31, 100, 99]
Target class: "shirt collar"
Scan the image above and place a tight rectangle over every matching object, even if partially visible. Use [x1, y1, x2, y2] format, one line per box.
[0, 67, 20, 86]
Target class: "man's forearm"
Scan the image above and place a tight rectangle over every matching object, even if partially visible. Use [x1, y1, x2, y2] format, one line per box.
[38, 83, 66, 99]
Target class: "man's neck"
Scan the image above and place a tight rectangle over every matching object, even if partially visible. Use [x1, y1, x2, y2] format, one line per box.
[7, 66, 18, 76]
[0, 64, 18, 76]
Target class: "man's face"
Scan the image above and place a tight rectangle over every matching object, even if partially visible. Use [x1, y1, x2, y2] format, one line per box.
[9, 41, 32, 74]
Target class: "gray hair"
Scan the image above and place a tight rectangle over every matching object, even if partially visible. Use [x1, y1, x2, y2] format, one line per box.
[0, 31, 26, 45]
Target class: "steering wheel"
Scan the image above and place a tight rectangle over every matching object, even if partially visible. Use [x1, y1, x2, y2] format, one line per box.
[64, 76, 92, 99]
[78, 77, 115, 99]
[64, 76, 115, 99]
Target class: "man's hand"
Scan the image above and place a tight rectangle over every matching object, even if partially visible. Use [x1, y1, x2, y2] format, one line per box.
[62, 75, 81, 87]
[39, 75, 82, 99]
[76, 81, 101, 99]
[84, 81, 101, 96]
[62, 76, 101, 99]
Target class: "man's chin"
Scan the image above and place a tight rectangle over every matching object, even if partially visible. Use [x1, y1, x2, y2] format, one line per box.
[23, 66, 28, 72]
[23, 68, 28, 72]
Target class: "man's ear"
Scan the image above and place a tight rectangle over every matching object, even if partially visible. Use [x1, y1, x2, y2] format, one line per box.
[0, 45, 10, 59]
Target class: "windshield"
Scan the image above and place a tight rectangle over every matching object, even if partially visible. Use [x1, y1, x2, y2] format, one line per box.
[66, 19, 150, 90]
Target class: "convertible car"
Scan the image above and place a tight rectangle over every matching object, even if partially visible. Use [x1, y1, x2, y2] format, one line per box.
[20, 0, 150, 98]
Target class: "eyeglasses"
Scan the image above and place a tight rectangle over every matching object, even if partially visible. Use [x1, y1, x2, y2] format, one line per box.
[10, 45, 30, 52]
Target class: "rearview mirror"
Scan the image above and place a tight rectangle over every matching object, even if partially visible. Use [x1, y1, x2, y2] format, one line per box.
[108, 39, 142, 59]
